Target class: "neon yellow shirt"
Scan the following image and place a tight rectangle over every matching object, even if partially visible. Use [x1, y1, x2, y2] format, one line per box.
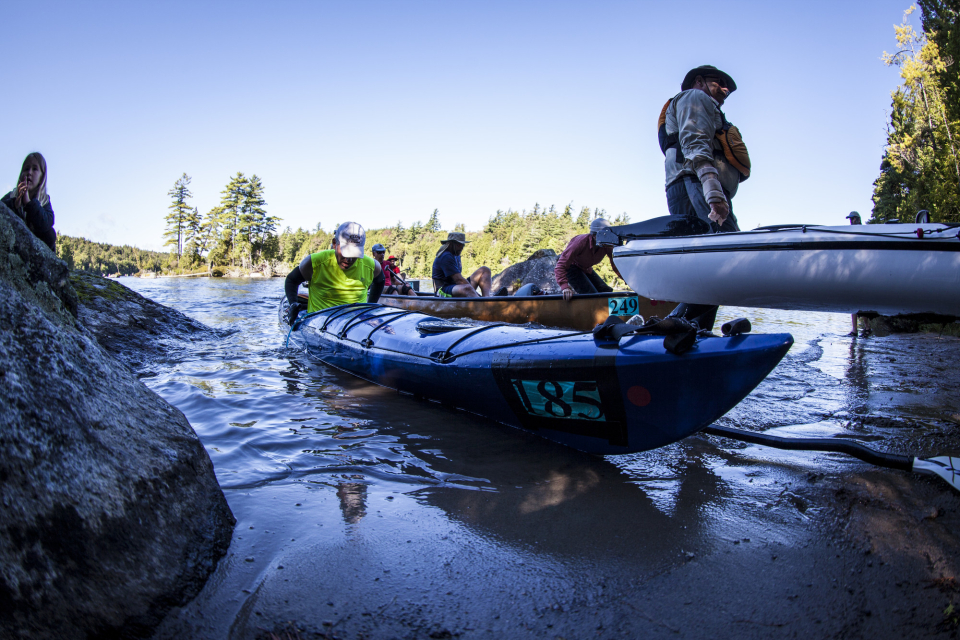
[307, 250, 377, 312]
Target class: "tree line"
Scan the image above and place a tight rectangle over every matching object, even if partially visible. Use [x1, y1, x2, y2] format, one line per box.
[872, 3, 960, 223]
[57, 235, 169, 276]
[274, 204, 629, 287]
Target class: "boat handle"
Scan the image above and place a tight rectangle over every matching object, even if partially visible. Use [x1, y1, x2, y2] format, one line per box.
[433, 324, 506, 363]
[337, 307, 399, 339]
[357, 310, 420, 347]
[319, 303, 381, 333]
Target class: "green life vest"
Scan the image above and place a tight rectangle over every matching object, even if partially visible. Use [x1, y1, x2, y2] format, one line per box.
[307, 250, 377, 312]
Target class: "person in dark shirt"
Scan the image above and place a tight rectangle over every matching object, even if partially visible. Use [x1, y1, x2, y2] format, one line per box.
[431, 232, 492, 297]
[2, 152, 56, 251]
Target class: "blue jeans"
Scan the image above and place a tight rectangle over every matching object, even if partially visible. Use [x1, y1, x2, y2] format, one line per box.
[666, 175, 739, 233]
[566, 268, 612, 294]
[664, 175, 740, 331]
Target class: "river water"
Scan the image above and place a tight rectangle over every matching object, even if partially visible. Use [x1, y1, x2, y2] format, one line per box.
[123, 277, 960, 639]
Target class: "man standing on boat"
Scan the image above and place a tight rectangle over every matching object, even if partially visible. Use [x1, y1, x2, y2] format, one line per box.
[284, 221, 384, 323]
[556, 218, 624, 301]
[432, 232, 494, 297]
[659, 64, 751, 330]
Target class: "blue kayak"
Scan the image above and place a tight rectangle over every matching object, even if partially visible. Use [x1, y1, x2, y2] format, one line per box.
[283, 302, 793, 455]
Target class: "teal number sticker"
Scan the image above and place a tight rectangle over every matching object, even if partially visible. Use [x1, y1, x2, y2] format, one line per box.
[608, 296, 639, 316]
[510, 379, 605, 421]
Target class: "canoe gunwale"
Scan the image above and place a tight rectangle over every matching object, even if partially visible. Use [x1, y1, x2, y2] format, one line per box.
[380, 291, 642, 303]
[616, 238, 960, 258]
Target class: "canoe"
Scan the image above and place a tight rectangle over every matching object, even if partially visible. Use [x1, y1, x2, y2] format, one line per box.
[282, 301, 793, 455]
[601, 217, 960, 316]
[378, 292, 679, 331]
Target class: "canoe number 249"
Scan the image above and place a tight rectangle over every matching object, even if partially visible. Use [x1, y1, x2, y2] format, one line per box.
[608, 296, 639, 316]
[509, 379, 606, 421]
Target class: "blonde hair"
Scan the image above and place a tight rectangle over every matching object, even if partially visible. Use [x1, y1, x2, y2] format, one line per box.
[18, 152, 49, 207]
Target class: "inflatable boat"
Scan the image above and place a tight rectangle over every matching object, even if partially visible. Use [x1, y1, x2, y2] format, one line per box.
[281, 300, 793, 455]
[600, 216, 960, 316]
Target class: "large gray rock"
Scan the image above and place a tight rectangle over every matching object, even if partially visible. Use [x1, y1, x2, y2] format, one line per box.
[71, 271, 222, 372]
[491, 249, 560, 294]
[0, 203, 234, 638]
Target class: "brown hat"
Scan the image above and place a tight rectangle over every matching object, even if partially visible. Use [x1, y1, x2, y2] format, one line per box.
[681, 65, 737, 93]
[439, 232, 470, 245]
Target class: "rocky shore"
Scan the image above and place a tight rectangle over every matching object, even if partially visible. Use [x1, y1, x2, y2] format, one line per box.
[0, 202, 234, 638]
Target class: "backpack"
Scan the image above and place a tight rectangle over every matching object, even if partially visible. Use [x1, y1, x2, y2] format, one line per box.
[657, 97, 751, 182]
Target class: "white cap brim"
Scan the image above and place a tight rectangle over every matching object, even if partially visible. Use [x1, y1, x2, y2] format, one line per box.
[340, 243, 363, 258]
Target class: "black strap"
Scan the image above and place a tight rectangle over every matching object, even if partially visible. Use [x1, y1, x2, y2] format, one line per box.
[592, 315, 701, 355]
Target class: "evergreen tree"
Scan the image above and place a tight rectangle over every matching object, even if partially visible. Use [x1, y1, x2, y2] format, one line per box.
[197, 205, 224, 263]
[918, 0, 960, 126]
[426, 208, 441, 232]
[243, 174, 280, 262]
[182, 206, 202, 264]
[872, 7, 960, 222]
[217, 173, 250, 265]
[163, 173, 192, 258]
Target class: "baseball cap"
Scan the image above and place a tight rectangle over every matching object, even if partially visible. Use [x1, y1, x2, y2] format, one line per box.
[335, 221, 366, 258]
[371, 243, 386, 252]
[846, 211, 861, 220]
[589, 218, 612, 234]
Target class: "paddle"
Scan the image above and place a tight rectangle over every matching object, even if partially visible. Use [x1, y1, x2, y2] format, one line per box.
[595, 214, 712, 246]
[383, 261, 423, 296]
[703, 425, 960, 493]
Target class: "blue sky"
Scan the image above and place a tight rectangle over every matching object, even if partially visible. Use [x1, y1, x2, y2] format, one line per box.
[3, 1, 913, 251]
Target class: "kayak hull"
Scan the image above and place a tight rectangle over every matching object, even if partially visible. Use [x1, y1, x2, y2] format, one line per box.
[612, 223, 960, 316]
[287, 303, 793, 455]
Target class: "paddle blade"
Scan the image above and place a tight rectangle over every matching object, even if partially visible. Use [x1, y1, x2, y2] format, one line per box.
[913, 456, 960, 493]
[596, 215, 711, 246]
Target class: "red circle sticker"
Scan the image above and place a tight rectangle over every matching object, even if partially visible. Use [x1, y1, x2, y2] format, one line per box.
[627, 386, 651, 407]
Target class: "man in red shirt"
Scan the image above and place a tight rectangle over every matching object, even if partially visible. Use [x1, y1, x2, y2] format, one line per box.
[555, 218, 624, 301]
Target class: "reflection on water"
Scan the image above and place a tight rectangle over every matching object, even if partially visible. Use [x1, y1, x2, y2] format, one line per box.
[122, 277, 960, 636]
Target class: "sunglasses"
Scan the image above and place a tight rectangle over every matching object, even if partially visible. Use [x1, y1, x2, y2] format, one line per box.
[703, 76, 728, 89]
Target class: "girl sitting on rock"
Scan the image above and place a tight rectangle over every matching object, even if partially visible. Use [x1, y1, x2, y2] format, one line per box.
[2, 152, 56, 251]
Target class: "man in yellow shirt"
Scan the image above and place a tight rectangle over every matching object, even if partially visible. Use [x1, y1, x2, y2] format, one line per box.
[284, 221, 384, 324]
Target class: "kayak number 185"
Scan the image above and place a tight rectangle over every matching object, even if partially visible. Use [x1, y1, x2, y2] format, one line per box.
[509, 379, 606, 421]
[608, 296, 639, 316]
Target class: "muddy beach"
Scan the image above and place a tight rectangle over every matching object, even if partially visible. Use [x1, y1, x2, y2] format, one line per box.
[119, 277, 960, 639]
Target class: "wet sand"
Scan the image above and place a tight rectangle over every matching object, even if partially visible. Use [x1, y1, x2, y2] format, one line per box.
[150, 316, 960, 639]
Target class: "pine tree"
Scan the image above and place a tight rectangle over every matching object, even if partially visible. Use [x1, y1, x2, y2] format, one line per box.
[873, 7, 960, 222]
[163, 173, 192, 258]
[182, 207, 202, 264]
[216, 173, 250, 265]
[197, 205, 224, 263]
[426, 209, 441, 232]
[244, 175, 281, 262]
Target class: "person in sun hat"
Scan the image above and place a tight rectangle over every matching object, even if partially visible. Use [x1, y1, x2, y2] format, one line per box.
[658, 64, 752, 331]
[283, 221, 384, 323]
[431, 231, 495, 297]
[555, 218, 624, 302]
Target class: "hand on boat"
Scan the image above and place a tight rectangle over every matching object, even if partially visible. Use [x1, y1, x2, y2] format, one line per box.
[562, 288, 574, 302]
[708, 200, 729, 226]
[287, 302, 306, 326]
